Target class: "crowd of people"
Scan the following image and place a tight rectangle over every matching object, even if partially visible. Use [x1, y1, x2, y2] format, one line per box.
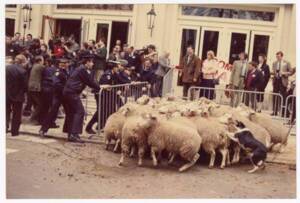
[6, 32, 173, 141]
[6, 32, 296, 142]
[179, 45, 296, 122]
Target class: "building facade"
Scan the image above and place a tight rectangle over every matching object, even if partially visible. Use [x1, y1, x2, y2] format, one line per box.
[5, 4, 296, 92]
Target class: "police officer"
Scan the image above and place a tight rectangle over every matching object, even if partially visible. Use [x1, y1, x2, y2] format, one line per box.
[63, 55, 100, 142]
[85, 63, 119, 134]
[140, 58, 156, 97]
[39, 57, 70, 136]
[40, 58, 57, 126]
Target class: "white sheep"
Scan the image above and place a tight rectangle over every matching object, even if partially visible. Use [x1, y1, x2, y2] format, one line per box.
[248, 112, 290, 152]
[144, 114, 202, 172]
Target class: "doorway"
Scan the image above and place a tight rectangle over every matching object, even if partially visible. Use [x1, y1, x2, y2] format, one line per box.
[55, 19, 82, 43]
[109, 21, 129, 52]
[6, 18, 15, 37]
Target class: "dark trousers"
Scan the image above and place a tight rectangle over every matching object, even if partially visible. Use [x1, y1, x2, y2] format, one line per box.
[199, 79, 215, 100]
[86, 90, 123, 130]
[23, 92, 33, 113]
[63, 94, 85, 134]
[244, 91, 256, 109]
[273, 79, 287, 116]
[183, 82, 193, 99]
[40, 91, 53, 124]
[41, 93, 66, 133]
[155, 76, 163, 97]
[29, 91, 43, 123]
[6, 98, 23, 136]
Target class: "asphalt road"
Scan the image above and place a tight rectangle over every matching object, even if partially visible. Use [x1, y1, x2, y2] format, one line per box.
[6, 133, 296, 199]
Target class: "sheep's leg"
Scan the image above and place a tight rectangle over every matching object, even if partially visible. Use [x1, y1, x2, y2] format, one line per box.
[137, 147, 145, 166]
[232, 146, 240, 164]
[219, 148, 228, 169]
[226, 150, 231, 166]
[151, 147, 158, 167]
[113, 139, 121, 153]
[179, 153, 200, 172]
[129, 145, 136, 157]
[118, 152, 125, 166]
[168, 153, 176, 165]
[105, 138, 110, 150]
[208, 150, 216, 169]
[157, 151, 162, 163]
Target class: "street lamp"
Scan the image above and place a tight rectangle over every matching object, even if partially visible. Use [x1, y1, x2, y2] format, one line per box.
[147, 4, 156, 37]
[22, 4, 32, 44]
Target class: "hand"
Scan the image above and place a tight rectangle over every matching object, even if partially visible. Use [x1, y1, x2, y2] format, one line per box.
[147, 84, 151, 89]
[100, 84, 110, 89]
[193, 78, 197, 83]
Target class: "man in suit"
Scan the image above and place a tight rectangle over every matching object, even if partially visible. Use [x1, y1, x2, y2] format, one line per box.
[6, 54, 28, 136]
[179, 45, 201, 99]
[28, 56, 45, 124]
[229, 52, 249, 107]
[155, 52, 172, 97]
[93, 39, 107, 81]
[271, 51, 293, 116]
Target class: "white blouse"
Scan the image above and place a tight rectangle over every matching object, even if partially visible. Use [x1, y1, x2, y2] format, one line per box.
[202, 59, 218, 80]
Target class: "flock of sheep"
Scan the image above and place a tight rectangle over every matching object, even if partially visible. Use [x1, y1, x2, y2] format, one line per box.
[103, 94, 290, 172]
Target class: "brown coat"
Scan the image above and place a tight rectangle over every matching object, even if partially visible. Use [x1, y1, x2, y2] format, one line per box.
[179, 54, 202, 83]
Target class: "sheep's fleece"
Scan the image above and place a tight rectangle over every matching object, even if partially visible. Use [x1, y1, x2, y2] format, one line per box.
[103, 94, 290, 172]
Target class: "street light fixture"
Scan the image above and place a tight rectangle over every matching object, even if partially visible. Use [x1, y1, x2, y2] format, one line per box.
[147, 4, 156, 37]
[22, 4, 32, 44]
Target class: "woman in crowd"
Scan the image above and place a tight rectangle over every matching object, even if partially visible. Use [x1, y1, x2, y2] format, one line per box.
[200, 50, 218, 100]
[256, 54, 270, 112]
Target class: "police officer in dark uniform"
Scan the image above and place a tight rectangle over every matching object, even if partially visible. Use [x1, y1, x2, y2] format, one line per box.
[85, 64, 119, 134]
[39, 57, 70, 136]
[63, 55, 100, 142]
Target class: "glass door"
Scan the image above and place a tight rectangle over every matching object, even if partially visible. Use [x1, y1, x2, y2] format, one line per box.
[227, 30, 250, 64]
[94, 20, 112, 57]
[249, 31, 273, 63]
[178, 26, 200, 59]
[199, 27, 222, 60]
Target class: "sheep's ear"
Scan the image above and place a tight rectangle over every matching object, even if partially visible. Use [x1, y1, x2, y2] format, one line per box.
[150, 114, 157, 121]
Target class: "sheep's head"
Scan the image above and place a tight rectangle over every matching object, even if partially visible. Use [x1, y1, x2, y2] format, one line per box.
[136, 95, 150, 105]
[141, 113, 158, 128]
[120, 107, 131, 116]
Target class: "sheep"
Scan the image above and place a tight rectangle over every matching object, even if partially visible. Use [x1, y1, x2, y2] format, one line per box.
[103, 107, 131, 152]
[248, 112, 290, 152]
[191, 115, 231, 169]
[143, 114, 202, 172]
[118, 115, 152, 166]
[104, 101, 156, 152]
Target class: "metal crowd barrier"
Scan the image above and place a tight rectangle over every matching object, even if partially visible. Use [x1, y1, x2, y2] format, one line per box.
[162, 68, 174, 97]
[96, 82, 150, 135]
[187, 86, 284, 117]
[284, 95, 296, 127]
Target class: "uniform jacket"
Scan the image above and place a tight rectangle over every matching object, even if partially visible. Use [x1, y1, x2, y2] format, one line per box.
[41, 66, 56, 92]
[229, 60, 250, 89]
[63, 65, 100, 95]
[6, 64, 28, 102]
[179, 54, 201, 83]
[272, 60, 293, 87]
[28, 63, 45, 92]
[53, 68, 69, 95]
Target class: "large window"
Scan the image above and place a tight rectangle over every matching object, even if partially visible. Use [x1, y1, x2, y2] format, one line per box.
[181, 6, 275, 22]
[6, 4, 17, 8]
[57, 4, 133, 11]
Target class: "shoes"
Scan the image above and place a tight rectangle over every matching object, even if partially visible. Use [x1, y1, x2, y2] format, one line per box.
[68, 134, 85, 143]
[11, 133, 19, 137]
[39, 130, 46, 137]
[49, 123, 60, 129]
[85, 128, 96, 134]
[270, 112, 277, 116]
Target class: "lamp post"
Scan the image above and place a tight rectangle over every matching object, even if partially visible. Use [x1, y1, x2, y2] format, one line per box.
[22, 4, 32, 44]
[147, 4, 156, 37]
